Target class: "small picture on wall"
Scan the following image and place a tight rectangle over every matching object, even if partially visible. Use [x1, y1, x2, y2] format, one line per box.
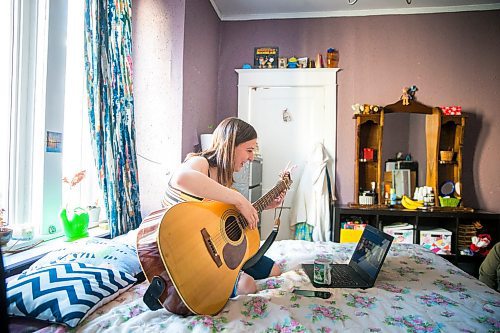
[254, 47, 279, 68]
[46, 131, 62, 153]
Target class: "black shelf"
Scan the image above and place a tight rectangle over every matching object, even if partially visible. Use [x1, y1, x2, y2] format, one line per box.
[332, 205, 500, 274]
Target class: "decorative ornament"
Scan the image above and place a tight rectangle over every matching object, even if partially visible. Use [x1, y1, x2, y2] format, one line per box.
[48, 225, 57, 234]
[282, 108, 292, 122]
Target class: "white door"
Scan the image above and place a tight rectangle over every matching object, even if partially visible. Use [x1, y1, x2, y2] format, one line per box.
[249, 86, 326, 240]
[236, 68, 339, 241]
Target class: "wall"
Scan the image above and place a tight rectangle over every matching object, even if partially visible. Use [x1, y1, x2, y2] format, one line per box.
[217, 10, 500, 211]
[42, 0, 68, 233]
[133, 0, 220, 215]
[182, 0, 220, 157]
[132, 0, 185, 214]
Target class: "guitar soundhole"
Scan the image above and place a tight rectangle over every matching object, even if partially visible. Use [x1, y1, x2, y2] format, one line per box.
[225, 216, 242, 241]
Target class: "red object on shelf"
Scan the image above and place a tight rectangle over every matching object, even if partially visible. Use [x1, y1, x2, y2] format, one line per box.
[440, 106, 462, 116]
[363, 148, 375, 161]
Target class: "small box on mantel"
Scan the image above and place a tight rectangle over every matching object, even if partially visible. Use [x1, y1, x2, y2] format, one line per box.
[420, 228, 452, 255]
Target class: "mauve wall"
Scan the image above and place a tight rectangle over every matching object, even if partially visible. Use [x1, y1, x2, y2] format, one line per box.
[133, 0, 220, 215]
[182, 0, 220, 157]
[132, 0, 186, 215]
[216, 10, 500, 212]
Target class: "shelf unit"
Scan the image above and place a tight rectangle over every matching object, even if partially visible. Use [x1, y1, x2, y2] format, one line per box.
[353, 113, 383, 204]
[353, 100, 466, 207]
[332, 206, 500, 277]
[440, 116, 465, 202]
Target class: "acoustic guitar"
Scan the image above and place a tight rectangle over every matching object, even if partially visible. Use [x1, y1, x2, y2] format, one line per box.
[136, 172, 292, 315]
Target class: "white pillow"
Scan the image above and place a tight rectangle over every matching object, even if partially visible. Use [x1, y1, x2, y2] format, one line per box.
[7, 262, 136, 328]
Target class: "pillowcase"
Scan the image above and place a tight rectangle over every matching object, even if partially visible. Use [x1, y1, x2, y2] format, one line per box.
[29, 237, 142, 276]
[7, 262, 136, 328]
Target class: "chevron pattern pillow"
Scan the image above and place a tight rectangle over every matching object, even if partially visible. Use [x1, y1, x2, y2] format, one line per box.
[28, 237, 142, 276]
[7, 262, 136, 328]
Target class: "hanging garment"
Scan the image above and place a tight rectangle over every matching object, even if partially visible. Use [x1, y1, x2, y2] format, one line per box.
[290, 143, 331, 241]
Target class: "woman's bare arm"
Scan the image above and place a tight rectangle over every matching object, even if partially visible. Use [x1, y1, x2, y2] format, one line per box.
[170, 156, 259, 229]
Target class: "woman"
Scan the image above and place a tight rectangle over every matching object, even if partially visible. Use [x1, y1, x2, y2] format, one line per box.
[479, 242, 500, 291]
[163, 117, 283, 296]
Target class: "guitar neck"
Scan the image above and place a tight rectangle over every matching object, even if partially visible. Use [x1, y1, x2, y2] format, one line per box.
[252, 180, 288, 213]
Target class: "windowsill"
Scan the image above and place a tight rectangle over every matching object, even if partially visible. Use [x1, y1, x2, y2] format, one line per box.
[2, 225, 110, 277]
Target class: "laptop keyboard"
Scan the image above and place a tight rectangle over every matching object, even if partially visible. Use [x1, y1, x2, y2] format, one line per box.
[331, 265, 361, 286]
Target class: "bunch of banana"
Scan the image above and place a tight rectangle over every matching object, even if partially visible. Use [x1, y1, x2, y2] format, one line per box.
[401, 195, 424, 210]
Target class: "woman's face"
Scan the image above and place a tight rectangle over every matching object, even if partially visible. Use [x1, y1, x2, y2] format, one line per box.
[233, 139, 257, 172]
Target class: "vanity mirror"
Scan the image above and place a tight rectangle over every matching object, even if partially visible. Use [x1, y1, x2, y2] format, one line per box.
[353, 99, 466, 207]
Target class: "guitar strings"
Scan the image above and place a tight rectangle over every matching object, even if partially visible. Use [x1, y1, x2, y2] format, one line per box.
[211, 184, 285, 245]
[211, 219, 243, 246]
[208, 215, 242, 245]
[210, 180, 289, 246]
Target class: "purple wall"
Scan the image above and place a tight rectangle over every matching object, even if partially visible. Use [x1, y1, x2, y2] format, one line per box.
[132, 5, 500, 213]
[132, 0, 186, 215]
[217, 10, 500, 212]
[182, 0, 220, 157]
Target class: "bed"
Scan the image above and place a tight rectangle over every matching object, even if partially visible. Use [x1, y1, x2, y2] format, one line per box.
[7, 234, 500, 333]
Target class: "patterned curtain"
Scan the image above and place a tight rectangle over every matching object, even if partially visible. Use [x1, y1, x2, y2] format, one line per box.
[84, 0, 142, 237]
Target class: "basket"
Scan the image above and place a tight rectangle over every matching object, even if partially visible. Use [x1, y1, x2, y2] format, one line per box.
[439, 196, 461, 207]
[457, 224, 477, 249]
[440, 150, 454, 161]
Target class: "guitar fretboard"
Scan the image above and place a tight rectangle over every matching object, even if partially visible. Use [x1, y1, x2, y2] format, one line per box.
[237, 176, 291, 229]
[253, 179, 290, 213]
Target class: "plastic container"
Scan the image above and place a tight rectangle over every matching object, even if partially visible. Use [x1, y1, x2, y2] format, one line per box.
[340, 229, 363, 243]
[60, 208, 89, 241]
[383, 224, 414, 244]
[390, 188, 397, 206]
[439, 196, 461, 207]
[326, 48, 339, 68]
[420, 228, 452, 254]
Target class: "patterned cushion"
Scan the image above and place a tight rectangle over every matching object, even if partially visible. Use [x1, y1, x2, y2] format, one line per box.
[7, 262, 136, 327]
[29, 237, 141, 276]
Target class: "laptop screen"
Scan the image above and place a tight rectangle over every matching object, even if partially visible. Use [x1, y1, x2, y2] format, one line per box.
[349, 225, 393, 281]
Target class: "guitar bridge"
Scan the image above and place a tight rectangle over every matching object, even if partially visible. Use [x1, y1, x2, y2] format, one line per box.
[201, 228, 222, 267]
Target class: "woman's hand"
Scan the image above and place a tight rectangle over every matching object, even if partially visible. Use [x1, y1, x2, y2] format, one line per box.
[264, 163, 293, 210]
[234, 192, 259, 229]
[265, 191, 286, 210]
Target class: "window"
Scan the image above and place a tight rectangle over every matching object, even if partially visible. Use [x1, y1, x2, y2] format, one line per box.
[1, 0, 102, 239]
[0, 1, 14, 225]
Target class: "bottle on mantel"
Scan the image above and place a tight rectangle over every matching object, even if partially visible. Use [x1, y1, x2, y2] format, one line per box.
[370, 181, 377, 204]
[390, 188, 397, 207]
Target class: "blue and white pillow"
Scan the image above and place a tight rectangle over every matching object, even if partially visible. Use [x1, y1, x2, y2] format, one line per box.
[29, 237, 142, 276]
[7, 262, 136, 327]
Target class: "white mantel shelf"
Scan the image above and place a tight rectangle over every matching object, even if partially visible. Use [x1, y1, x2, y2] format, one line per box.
[235, 68, 340, 72]
[235, 68, 340, 87]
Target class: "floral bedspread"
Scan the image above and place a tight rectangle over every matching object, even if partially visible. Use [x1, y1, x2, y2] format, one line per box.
[38, 240, 499, 333]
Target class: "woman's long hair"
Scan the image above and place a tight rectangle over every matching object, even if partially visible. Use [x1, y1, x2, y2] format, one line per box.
[188, 117, 257, 187]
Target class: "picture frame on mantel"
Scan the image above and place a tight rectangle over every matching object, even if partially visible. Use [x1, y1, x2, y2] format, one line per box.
[254, 47, 279, 69]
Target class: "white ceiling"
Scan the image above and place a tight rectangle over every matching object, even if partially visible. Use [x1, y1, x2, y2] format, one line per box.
[210, 0, 500, 21]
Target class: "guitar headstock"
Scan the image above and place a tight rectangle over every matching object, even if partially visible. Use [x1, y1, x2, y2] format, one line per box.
[279, 164, 294, 190]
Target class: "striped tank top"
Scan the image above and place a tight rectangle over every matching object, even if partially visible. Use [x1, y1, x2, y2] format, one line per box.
[161, 178, 204, 209]
[161, 162, 211, 209]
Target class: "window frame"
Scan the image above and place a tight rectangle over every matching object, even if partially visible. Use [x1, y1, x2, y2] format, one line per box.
[5, 0, 101, 239]
[7, 0, 48, 232]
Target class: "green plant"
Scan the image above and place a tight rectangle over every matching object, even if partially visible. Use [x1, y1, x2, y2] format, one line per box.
[62, 170, 86, 209]
[62, 170, 87, 189]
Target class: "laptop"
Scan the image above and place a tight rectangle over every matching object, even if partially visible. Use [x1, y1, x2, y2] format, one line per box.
[303, 225, 394, 288]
